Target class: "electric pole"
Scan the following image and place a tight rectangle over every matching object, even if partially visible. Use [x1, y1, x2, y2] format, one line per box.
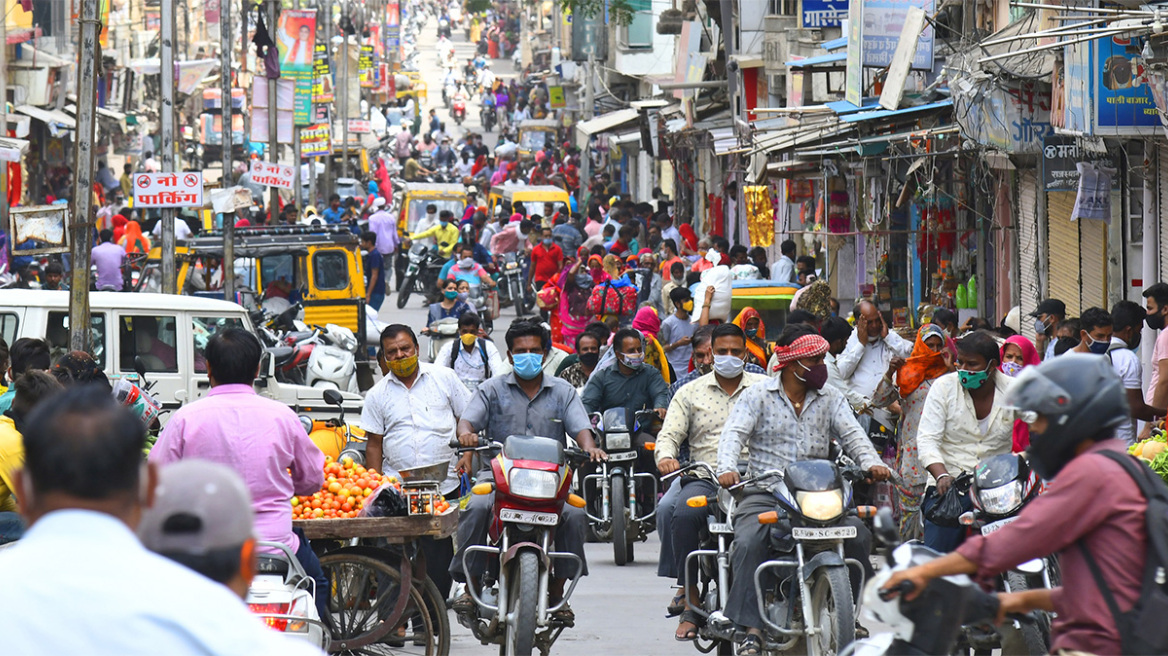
[267, 0, 279, 225]
[69, 0, 103, 350]
[160, 0, 178, 293]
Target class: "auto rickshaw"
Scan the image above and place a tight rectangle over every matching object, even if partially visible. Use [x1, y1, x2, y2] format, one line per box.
[398, 182, 468, 235]
[487, 185, 571, 226]
[515, 118, 559, 159]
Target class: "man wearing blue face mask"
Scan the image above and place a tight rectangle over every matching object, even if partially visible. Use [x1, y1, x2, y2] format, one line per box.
[1070, 307, 1115, 356]
[451, 319, 605, 620]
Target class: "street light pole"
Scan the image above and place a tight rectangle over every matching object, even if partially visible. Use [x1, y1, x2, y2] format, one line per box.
[160, 0, 178, 293]
[69, 0, 103, 350]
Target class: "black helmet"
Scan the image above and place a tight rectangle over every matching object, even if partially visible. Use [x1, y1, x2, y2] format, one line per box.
[1006, 353, 1128, 479]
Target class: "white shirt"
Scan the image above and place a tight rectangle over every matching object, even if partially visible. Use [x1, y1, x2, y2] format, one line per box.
[917, 371, 1016, 484]
[0, 509, 323, 656]
[454, 159, 475, 178]
[435, 338, 506, 390]
[413, 213, 438, 248]
[770, 255, 796, 283]
[661, 225, 683, 250]
[823, 351, 870, 411]
[1108, 337, 1142, 445]
[360, 363, 471, 494]
[834, 330, 914, 404]
[151, 218, 193, 241]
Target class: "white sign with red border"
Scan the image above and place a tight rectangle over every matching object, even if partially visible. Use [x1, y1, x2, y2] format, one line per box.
[347, 119, 371, 134]
[250, 160, 295, 190]
[133, 172, 204, 208]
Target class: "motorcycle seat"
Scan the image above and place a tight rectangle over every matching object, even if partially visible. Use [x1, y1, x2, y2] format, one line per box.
[285, 330, 316, 343]
[266, 346, 295, 365]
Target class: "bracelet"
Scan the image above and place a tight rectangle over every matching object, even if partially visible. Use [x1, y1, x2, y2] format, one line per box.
[936, 473, 953, 482]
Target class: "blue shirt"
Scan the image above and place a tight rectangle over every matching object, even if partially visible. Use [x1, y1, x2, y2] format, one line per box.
[364, 250, 386, 295]
[0, 509, 324, 655]
[322, 206, 344, 224]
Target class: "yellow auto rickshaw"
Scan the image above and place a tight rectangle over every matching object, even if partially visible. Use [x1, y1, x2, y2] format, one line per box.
[398, 182, 468, 236]
[516, 119, 560, 159]
[488, 185, 571, 226]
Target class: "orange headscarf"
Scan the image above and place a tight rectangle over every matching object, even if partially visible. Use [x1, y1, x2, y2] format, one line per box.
[121, 220, 149, 255]
[897, 324, 951, 399]
[731, 307, 767, 365]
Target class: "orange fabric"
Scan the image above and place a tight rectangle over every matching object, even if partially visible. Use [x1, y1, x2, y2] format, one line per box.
[119, 221, 150, 255]
[897, 324, 951, 399]
[731, 307, 767, 365]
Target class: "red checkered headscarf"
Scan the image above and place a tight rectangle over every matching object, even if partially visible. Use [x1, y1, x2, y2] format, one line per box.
[771, 334, 829, 372]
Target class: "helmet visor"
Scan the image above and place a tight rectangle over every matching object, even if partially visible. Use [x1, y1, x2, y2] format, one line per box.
[1004, 365, 1074, 421]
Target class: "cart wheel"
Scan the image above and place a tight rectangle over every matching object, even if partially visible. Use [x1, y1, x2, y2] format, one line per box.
[319, 551, 444, 655]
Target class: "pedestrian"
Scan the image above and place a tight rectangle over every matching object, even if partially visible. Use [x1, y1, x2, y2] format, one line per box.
[435, 312, 505, 392]
[40, 261, 68, 290]
[322, 193, 344, 224]
[660, 287, 696, 381]
[529, 225, 563, 293]
[118, 220, 151, 255]
[770, 240, 797, 283]
[1109, 300, 1164, 446]
[0, 338, 50, 414]
[834, 300, 913, 424]
[1030, 298, 1067, 360]
[557, 330, 602, 389]
[363, 324, 471, 601]
[1143, 283, 1168, 410]
[360, 231, 386, 311]
[148, 328, 329, 617]
[0, 370, 63, 545]
[729, 307, 768, 368]
[0, 385, 323, 655]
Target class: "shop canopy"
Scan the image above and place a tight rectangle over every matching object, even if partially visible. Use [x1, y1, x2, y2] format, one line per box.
[14, 105, 75, 137]
[785, 52, 846, 68]
[576, 108, 640, 136]
[839, 99, 953, 123]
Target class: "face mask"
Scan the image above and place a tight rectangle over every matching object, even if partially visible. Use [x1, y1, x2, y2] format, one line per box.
[579, 351, 600, 368]
[512, 352, 544, 379]
[386, 353, 419, 379]
[1034, 317, 1051, 335]
[694, 360, 713, 375]
[621, 353, 645, 370]
[439, 220, 449, 227]
[794, 361, 829, 390]
[461, 333, 477, 347]
[459, 257, 475, 269]
[745, 328, 758, 339]
[957, 368, 990, 390]
[712, 354, 744, 378]
[542, 238, 553, 246]
[1128, 332, 1142, 350]
[1147, 311, 1166, 331]
[457, 292, 469, 302]
[444, 290, 458, 300]
[1085, 334, 1110, 355]
[681, 300, 694, 313]
[575, 274, 593, 288]
[1000, 361, 1023, 377]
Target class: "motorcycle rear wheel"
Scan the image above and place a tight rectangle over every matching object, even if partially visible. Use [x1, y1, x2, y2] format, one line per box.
[808, 566, 854, 656]
[612, 474, 630, 566]
[504, 550, 540, 656]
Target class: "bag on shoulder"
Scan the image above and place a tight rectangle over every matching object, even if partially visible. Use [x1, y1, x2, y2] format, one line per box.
[1078, 450, 1168, 655]
[586, 282, 637, 318]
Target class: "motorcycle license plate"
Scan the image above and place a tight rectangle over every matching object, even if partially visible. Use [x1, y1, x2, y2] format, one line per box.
[607, 451, 637, 462]
[708, 520, 733, 534]
[980, 516, 1018, 536]
[792, 526, 857, 540]
[500, 509, 558, 526]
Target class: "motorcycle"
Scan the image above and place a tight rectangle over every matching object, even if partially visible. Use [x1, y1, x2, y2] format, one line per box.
[482, 104, 497, 133]
[953, 453, 1054, 655]
[452, 97, 467, 126]
[451, 435, 590, 656]
[742, 457, 877, 655]
[396, 242, 445, 309]
[305, 323, 359, 393]
[423, 317, 460, 363]
[583, 408, 658, 565]
[247, 541, 329, 649]
[465, 283, 496, 335]
[496, 252, 534, 317]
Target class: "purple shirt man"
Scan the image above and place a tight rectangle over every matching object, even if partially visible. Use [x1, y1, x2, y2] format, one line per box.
[91, 237, 126, 291]
[150, 384, 325, 552]
[367, 205, 399, 257]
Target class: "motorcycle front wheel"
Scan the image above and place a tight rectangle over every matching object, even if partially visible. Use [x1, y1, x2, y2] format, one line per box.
[1001, 572, 1051, 655]
[612, 473, 629, 566]
[808, 566, 854, 656]
[504, 549, 540, 656]
[397, 274, 415, 309]
[511, 278, 526, 317]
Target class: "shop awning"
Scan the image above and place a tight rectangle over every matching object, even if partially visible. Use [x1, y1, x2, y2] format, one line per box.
[751, 118, 855, 156]
[825, 98, 880, 114]
[576, 108, 640, 136]
[14, 105, 75, 137]
[7, 27, 41, 46]
[785, 52, 846, 68]
[0, 137, 30, 162]
[610, 131, 641, 145]
[820, 36, 847, 51]
[839, 99, 953, 123]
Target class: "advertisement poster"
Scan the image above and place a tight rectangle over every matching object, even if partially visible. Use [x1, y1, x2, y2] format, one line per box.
[1094, 36, 1158, 133]
[845, 0, 864, 106]
[548, 86, 565, 108]
[359, 45, 376, 88]
[312, 43, 334, 104]
[275, 8, 317, 125]
[801, 0, 845, 28]
[301, 123, 332, 157]
[860, 0, 934, 70]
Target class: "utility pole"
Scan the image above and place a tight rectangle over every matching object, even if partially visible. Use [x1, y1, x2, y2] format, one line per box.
[69, 0, 103, 350]
[160, 0, 178, 293]
[720, 0, 744, 243]
[267, 0, 280, 225]
[340, 2, 349, 183]
[579, 53, 594, 200]
[322, 0, 332, 203]
[0, 2, 8, 261]
[292, 0, 302, 212]
[222, 0, 235, 301]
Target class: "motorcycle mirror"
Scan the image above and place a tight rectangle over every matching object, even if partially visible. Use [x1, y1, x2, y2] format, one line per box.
[873, 507, 899, 546]
[133, 356, 148, 381]
[323, 388, 345, 406]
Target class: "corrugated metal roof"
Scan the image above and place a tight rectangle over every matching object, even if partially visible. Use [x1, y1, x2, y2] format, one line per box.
[576, 108, 640, 136]
[839, 100, 953, 123]
[785, 52, 847, 68]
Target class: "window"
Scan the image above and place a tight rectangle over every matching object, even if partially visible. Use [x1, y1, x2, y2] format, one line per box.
[260, 254, 296, 290]
[46, 312, 107, 369]
[119, 315, 179, 373]
[621, 0, 653, 49]
[0, 313, 18, 350]
[312, 250, 350, 291]
[192, 316, 246, 374]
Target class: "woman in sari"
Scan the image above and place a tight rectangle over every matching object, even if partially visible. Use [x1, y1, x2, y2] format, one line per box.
[870, 323, 953, 540]
[111, 214, 128, 243]
[558, 256, 594, 345]
[119, 220, 151, 255]
[730, 307, 768, 367]
[631, 306, 673, 384]
[999, 335, 1041, 451]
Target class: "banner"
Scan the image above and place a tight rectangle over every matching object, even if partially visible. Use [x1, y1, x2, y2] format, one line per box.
[275, 8, 317, 125]
[359, 45, 376, 88]
[312, 43, 334, 103]
[301, 123, 332, 157]
[860, 0, 935, 70]
[548, 86, 565, 108]
[801, 0, 845, 28]
[134, 172, 204, 208]
[249, 160, 295, 189]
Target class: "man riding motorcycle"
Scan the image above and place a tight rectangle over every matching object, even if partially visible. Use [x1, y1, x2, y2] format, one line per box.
[716, 324, 890, 656]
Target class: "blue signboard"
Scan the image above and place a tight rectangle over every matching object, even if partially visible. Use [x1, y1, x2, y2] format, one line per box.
[1062, 35, 1158, 135]
[1063, 38, 1091, 133]
[860, 0, 934, 70]
[802, 0, 845, 28]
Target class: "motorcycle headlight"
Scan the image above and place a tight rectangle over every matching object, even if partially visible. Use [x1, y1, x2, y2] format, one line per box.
[509, 468, 559, 499]
[795, 490, 844, 522]
[977, 481, 1023, 516]
[605, 432, 631, 451]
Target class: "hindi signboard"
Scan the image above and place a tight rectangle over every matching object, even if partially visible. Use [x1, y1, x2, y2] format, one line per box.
[861, 0, 934, 70]
[802, 0, 845, 28]
[134, 172, 205, 208]
[348, 119, 371, 134]
[301, 123, 332, 157]
[250, 161, 295, 189]
[312, 43, 334, 104]
[359, 45, 376, 88]
[275, 8, 317, 125]
[1042, 136, 1119, 192]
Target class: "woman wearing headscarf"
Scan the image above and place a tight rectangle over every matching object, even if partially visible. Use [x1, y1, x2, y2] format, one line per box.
[999, 335, 1041, 452]
[111, 214, 129, 243]
[632, 306, 672, 384]
[730, 307, 768, 367]
[118, 220, 151, 255]
[870, 323, 953, 540]
[558, 256, 594, 345]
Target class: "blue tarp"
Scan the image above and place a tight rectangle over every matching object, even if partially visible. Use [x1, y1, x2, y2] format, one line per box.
[839, 100, 953, 123]
[825, 98, 880, 114]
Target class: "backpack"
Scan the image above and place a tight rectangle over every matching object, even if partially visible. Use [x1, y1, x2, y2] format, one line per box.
[449, 338, 492, 379]
[586, 281, 637, 318]
[1077, 450, 1168, 655]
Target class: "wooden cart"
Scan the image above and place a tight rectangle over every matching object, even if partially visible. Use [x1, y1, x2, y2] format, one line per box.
[295, 509, 458, 655]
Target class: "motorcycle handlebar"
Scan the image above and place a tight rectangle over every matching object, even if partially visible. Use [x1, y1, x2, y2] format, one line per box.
[878, 579, 915, 602]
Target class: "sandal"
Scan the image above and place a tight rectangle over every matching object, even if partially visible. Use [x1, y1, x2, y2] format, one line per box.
[452, 592, 476, 614]
[675, 609, 702, 642]
[737, 634, 763, 656]
[551, 603, 575, 625]
[666, 590, 686, 617]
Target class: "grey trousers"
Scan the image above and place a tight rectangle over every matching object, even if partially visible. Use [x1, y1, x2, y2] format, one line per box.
[449, 490, 589, 583]
[656, 477, 682, 578]
[724, 491, 871, 630]
[670, 477, 719, 587]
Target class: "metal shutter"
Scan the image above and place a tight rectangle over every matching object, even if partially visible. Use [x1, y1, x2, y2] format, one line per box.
[1079, 215, 1107, 311]
[1047, 191, 1081, 317]
[1160, 145, 1168, 279]
[1018, 170, 1041, 339]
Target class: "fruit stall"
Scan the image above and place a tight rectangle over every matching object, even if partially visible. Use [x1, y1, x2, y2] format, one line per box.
[293, 456, 457, 655]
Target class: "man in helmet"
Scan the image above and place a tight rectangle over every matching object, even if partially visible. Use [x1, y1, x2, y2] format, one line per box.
[882, 353, 1146, 656]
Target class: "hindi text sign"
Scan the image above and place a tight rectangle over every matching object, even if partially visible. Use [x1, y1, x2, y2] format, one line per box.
[134, 172, 205, 208]
[250, 161, 295, 189]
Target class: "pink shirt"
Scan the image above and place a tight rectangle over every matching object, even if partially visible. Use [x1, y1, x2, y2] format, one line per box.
[1146, 328, 1168, 405]
[150, 384, 325, 552]
[490, 224, 522, 255]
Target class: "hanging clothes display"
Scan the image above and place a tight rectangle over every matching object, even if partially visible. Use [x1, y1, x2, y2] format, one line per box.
[1071, 162, 1114, 223]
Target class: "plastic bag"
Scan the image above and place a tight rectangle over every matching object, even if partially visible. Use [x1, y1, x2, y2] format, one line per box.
[359, 482, 409, 518]
[924, 482, 966, 528]
[694, 266, 733, 322]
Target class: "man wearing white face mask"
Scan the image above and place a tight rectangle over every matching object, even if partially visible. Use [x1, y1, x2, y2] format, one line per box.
[835, 300, 912, 422]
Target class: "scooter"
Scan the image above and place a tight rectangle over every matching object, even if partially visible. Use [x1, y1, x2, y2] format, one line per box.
[451, 435, 590, 656]
[424, 317, 460, 363]
[452, 96, 467, 126]
[482, 103, 497, 133]
[397, 242, 446, 309]
[465, 283, 496, 335]
[305, 324, 359, 393]
[583, 408, 658, 565]
[247, 541, 329, 649]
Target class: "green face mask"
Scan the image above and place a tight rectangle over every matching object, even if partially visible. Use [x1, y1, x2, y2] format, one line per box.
[957, 368, 990, 390]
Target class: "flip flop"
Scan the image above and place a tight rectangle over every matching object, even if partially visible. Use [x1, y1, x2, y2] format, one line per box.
[666, 591, 686, 617]
[737, 634, 763, 656]
[675, 609, 702, 642]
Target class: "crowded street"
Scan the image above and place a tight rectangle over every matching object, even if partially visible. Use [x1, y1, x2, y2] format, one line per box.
[3, 0, 1168, 655]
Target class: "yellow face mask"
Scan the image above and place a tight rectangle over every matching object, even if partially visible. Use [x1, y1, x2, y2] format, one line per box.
[385, 353, 419, 379]
[682, 300, 694, 313]
[461, 333, 477, 347]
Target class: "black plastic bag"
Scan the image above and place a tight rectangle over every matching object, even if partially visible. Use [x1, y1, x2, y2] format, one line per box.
[924, 480, 967, 528]
[360, 483, 408, 518]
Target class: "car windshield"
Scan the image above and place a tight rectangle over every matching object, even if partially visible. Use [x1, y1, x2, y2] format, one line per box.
[519, 130, 552, 151]
[406, 198, 465, 232]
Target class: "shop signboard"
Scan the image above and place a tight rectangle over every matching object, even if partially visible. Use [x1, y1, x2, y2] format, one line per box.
[1042, 136, 1118, 192]
[134, 172, 205, 208]
[861, 0, 934, 70]
[953, 80, 1054, 154]
[845, 0, 864, 106]
[312, 43, 334, 104]
[359, 45, 376, 88]
[301, 123, 332, 157]
[1063, 34, 1158, 135]
[801, 0, 845, 28]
